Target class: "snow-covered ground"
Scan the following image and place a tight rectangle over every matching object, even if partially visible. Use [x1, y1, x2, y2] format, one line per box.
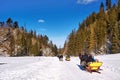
[0, 54, 120, 80]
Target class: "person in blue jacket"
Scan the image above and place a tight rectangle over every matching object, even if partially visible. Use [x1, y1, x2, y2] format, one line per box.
[79, 53, 96, 70]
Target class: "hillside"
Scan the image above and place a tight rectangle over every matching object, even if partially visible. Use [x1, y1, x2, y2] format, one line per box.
[64, 0, 120, 55]
[0, 53, 120, 80]
[0, 19, 58, 56]
[0, 28, 12, 56]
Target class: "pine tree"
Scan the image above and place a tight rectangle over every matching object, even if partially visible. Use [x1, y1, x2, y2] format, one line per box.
[9, 35, 15, 56]
[118, 0, 120, 7]
[52, 45, 58, 56]
[67, 30, 76, 55]
[118, 13, 120, 21]
[100, 2, 105, 14]
[20, 32, 27, 56]
[89, 23, 96, 53]
[111, 23, 120, 53]
[26, 34, 32, 56]
[106, 0, 111, 10]
[6, 18, 13, 27]
[98, 2, 105, 20]
[0, 22, 4, 27]
[13, 21, 19, 28]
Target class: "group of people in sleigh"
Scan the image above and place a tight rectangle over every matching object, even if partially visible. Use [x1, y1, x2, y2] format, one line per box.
[79, 52, 98, 70]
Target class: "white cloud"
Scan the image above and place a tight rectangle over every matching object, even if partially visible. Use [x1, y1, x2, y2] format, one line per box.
[77, 0, 96, 4]
[38, 19, 45, 23]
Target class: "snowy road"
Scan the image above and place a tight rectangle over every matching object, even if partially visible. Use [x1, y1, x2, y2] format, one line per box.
[0, 54, 120, 80]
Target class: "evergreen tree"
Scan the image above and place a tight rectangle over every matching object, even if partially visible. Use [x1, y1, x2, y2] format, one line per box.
[118, 12, 120, 21]
[67, 30, 76, 55]
[13, 21, 19, 28]
[118, 0, 120, 7]
[6, 18, 13, 27]
[0, 22, 4, 27]
[111, 23, 120, 53]
[30, 30, 34, 37]
[100, 2, 105, 14]
[89, 23, 96, 53]
[9, 35, 15, 56]
[52, 45, 58, 56]
[26, 33, 32, 55]
[98, 2, 105, 20]
[20, 32, 27, 56]
[106, 0, 111, 10]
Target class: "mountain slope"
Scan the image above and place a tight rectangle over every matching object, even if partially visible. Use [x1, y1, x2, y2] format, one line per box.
[0, 26, 58, 56]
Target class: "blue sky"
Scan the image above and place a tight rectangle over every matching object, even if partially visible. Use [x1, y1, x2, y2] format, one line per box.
[0, 0, 116, 47]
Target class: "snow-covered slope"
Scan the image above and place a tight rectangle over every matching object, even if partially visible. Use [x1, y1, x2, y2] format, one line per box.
[0, 54, 120, 80]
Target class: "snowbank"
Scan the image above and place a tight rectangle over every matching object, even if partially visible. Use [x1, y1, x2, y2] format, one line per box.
[0, 54, 120, 80]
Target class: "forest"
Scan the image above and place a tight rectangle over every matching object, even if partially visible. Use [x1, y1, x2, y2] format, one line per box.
[0, 18, 58, 56]
[64, 0, 120, 56]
